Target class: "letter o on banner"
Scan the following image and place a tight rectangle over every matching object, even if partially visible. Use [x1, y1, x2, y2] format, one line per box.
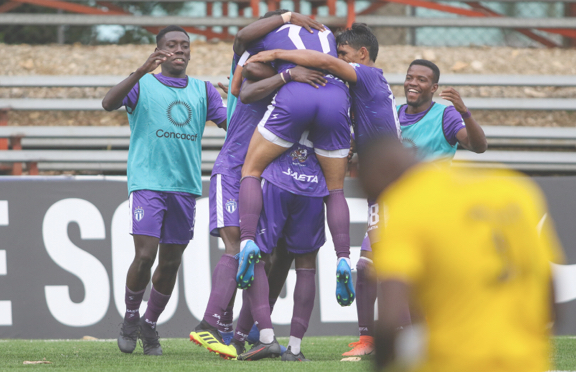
[42, 198, 110, 327]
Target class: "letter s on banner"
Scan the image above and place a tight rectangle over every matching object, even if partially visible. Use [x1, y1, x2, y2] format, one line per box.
[43, 198, 110, 327]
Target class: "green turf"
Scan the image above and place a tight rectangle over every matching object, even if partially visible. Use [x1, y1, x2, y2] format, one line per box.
[3, 336, 575, 371]
[0, 336, 372, 371]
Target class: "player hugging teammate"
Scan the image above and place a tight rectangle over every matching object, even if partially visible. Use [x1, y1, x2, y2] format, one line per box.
[104, 12, 491, 363]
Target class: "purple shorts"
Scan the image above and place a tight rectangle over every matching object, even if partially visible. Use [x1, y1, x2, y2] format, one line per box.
[129, 190, 196, 245]
[209, 173, 240, 237]
[256, 180, 326, 255]
[258, 81, 351, 152]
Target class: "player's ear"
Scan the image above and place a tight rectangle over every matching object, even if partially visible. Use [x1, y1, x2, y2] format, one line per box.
[360, 46, 369, 61]
[431, 83, 439, 94]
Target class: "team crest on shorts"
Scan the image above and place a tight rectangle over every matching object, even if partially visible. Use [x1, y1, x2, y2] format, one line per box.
[134, 206, 144, 222]
[291, 148, 308, 163]
[225, 199, 237, 213]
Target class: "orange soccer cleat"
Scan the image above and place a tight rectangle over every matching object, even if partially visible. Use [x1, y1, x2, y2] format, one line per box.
[342, 335, 374, 356]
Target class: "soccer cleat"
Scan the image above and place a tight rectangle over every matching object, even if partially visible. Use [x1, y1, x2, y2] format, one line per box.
[230, 339, 246, 356]
[189, 320, 238, 360]
[236, 240, 261, 289]
[138, 318, 162, 356]
[336, 258, 355, 306]
[246, 323, 260, 345]
[219, 331, 234, 346]
[237, 337, 281, 361]
[342, 335, 374, 356]
[281, 346, 311, 362]
[117, 320, 139, 353]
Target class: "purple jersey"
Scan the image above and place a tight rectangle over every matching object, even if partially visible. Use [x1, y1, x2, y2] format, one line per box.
[122, 73, 227, 126]
[211, 87, 276, 178]
[262, 131, 328, 198]
[349, 63, 401, 148]
[398, 103, 465, 146]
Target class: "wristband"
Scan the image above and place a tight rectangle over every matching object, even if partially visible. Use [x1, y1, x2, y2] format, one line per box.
[281, 12, 292, 24]
[461, 110, 472, 119]
[280, 70, 292, 84]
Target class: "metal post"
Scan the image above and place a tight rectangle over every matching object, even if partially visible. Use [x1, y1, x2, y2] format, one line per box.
[57, 9, 64, 44]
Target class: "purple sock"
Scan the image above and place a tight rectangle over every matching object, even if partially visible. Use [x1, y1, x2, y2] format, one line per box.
[239, 176, 262, 242]
[218, 303, 234, 333]
[356, 258, 377, 336]
[325, 189, 350, 258]
[234, 290, 254, 342]
[124, 286, 145, 323]
[290, 268, 316, 339]
[269, 298, 277, 315]
[203, 254, 238, 329]
[143, 286, 170, 329]
[247, 261, 273, 330]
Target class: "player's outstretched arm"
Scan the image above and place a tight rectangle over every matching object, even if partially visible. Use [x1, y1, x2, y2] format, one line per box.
[248, 49, 358, 83]
[102, 50, 172, 111]
[441, 87, 487, 153]
[234, 12, 325, 56]
[240, 66, 327, 103]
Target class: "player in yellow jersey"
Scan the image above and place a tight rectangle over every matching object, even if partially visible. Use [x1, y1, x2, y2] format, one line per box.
[358, 136, 563, 372]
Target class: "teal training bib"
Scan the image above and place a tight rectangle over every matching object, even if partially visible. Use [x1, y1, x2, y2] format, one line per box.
[126, 74, 207, 196]
[398, 102, 457, 161]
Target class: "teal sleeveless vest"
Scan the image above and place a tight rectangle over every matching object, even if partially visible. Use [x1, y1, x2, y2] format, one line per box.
[397, 102, 457, 161]
[127, 73, 207, 196]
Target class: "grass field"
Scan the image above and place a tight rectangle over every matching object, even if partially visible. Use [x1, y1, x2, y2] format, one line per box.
[2, 336, 576, 371]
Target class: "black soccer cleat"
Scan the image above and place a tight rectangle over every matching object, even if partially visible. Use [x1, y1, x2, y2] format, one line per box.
[281, 346, 311, 362]
[117, 319, 140, 353]
[138, 318, 163, 356]
[237, 337, 281, 361]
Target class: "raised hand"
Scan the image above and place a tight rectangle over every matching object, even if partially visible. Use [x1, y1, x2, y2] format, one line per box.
[290, 12, 326, 33]
[439, 87, 467, 114]
[289, 66, 327, 89]
[138, 50, 173, 74]
[218, 76, 229, 94]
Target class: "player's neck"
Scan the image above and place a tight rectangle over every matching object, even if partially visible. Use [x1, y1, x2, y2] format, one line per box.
[160, 68, 187, 79]
[406, 100, 433, 114]
[360, 59, 375, 68]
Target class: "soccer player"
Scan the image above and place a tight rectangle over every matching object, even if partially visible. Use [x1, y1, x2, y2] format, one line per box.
[236, 12, 355, 304]
[101, 25, 227, 355]
[359, 136, 563, 372]
[400, 59, 487, 160]
[232, 132, 327, 362]
[246, 23, 401, 356]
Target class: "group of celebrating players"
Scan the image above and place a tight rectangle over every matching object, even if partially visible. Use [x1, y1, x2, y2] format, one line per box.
[103, 9, 488, 363]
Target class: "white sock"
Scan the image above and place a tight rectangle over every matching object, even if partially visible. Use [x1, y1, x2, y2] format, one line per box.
[259, 328, 274, 344]
[240, 240, 248, 250]
[288, 336, 302, 355]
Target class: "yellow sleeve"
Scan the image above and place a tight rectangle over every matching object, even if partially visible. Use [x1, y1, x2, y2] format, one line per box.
[373, 195, 425, 284]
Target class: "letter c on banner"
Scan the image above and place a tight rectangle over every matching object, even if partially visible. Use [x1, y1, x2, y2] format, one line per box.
[43, 198, 110, 327]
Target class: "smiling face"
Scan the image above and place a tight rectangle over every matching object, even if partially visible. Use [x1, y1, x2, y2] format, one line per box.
[156, 31, 190, 77]
[404, 64, 438, 110]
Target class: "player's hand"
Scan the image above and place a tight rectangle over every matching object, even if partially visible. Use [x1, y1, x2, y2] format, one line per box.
[439, 87, 467, 114]
[290, 12, 326, 33]
[289, 66, 327, 89]
[246, 50, 278, 64]
[137, 50, 173, 74]
[348, 137, 356, 161]
[218, 76, 229, 94]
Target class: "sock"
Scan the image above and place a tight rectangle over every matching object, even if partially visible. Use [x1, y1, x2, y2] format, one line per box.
[325, 189, 350, 258]
[124, 286, 145, 323]
[269, 298, 277, 315]
[290, 268, 316, 339]
[234, 290, 254, 343]
[239, 176, 262, 242]
[203, 254, 238, 328]
[356, 257, 377, 336]
[218, 303, 234, 333]
[246, 261, 273, 332]
[143, 286, 170, 329]
[260, 328, 274, 344]
[288, 336, 302, 355]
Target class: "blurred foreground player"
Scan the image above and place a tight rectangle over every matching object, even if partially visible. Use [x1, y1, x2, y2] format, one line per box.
[102, 25, 226, 355]
[359, 136, 563, 372]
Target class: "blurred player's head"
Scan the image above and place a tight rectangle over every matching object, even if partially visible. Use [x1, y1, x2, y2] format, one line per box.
[336, 23, 379, 64]
[261, 9, 290, 19]
[358, 135, 418, 200]
[156, 25, 191, 76]
[404, 59, 440, 108]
